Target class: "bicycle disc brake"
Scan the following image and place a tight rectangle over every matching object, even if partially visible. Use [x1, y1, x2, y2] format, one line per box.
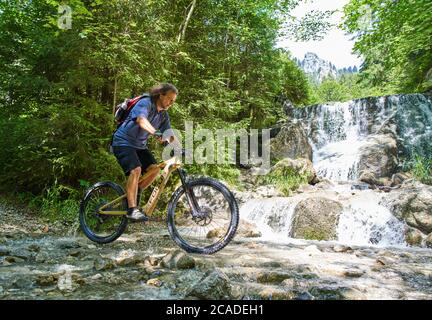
[192, 206, 213, 226]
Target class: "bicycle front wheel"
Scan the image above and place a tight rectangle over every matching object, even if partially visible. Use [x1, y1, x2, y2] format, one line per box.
[167, 178, 239, 254]
[79, 182, 128, 244]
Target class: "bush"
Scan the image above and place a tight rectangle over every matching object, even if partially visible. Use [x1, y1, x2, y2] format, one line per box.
[261, 165, 309, 196]
[412, 154, 432, 185]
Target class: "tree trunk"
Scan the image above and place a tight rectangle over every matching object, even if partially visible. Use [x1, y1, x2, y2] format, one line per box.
[177, 0, 197, 43]
[112, 73, 118, 115]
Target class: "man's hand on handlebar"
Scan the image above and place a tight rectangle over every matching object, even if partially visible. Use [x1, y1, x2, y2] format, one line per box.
[153, 130, 163, 138]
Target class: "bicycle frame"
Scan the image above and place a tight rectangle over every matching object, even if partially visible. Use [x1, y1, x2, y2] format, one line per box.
[97, 156, 183, 217]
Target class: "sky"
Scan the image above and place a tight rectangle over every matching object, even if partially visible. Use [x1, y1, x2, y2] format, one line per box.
[277, 0, 364, 69]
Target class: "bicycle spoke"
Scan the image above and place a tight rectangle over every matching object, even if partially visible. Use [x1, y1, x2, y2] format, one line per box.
[171, 183, 234, 249]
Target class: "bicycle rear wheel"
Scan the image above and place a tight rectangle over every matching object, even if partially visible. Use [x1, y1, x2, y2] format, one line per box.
[167, 178, 239, 254]
[79, 182, 128, 244]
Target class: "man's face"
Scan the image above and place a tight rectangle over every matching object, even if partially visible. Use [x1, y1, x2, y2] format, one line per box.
[160, 91, 177, 110]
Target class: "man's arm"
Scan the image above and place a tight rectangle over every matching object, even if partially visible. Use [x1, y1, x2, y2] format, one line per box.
[136, 116, 157, 134]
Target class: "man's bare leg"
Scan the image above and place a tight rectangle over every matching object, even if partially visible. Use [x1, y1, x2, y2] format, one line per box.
[138, 164, 160, 190]
[125, 166, 148, 221]
[126, 166, 141, 208]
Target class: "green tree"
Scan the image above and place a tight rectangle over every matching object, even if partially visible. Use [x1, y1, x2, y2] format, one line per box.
[342, 0, 432, 93]
[0, 0, 323, 219]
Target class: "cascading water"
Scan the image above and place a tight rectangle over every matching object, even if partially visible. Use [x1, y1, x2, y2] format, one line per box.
[336, 188, 407, 246]
[240, 197, 301, 241]
[292, 93, 432, 181]
[307, 100, 370, 181]
[242, 93, 432, 247]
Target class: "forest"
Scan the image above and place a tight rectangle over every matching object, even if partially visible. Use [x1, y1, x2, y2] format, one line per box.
[0, 0, 431, 220]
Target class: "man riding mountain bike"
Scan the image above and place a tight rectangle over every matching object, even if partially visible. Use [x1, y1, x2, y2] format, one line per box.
[111, 83, 179, 222]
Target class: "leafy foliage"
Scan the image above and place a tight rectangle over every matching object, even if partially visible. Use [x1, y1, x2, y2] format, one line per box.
[411, 155, 432, 186]
[342, 0, 432, 93]
[309, 73, 386, 104]
[0, 0, 319, 219]
[261, 164, 309, 196]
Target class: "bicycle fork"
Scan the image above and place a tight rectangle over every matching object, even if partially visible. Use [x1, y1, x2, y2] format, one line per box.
[177, 168, 202, 218]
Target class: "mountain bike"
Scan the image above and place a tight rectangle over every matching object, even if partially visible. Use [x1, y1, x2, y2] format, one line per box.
[79, 152, 239, 254]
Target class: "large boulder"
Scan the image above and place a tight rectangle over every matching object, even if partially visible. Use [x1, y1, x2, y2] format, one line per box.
[290, 197, 343, 241]
[382, 181, 432, 236]
[270, 122, 313, 162]
[271, 158, 318, 185]
[358, 133, 398, 183]
[160, 250, 196, 270]
[185, 269, 232, 300]
[426, 233, 432, 248]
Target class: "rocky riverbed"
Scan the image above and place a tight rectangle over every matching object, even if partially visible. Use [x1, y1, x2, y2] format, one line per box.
[1, 201, 431, 300]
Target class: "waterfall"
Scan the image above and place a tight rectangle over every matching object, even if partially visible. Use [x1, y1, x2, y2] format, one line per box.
[240, 93, 432, 247]
[336, 190, 406, 247]
[291, 94, 432, 181]
[240, 197, 300, 241]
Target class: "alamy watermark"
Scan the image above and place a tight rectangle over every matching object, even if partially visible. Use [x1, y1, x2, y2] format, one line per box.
[58, 5, 72, 30]
[161, 121, 271, 175]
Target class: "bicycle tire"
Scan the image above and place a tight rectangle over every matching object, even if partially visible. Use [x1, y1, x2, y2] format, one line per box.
[79, 181, 128, 244]
[167, 177, 239, 254]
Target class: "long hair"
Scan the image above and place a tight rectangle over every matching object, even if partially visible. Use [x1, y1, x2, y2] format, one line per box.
[149, 83, 178, 103]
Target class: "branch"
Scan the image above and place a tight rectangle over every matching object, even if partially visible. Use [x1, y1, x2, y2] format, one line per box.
[177, 0, 197, 43]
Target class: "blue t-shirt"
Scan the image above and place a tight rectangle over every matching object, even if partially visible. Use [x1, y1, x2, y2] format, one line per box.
[112, 97, 171, 149]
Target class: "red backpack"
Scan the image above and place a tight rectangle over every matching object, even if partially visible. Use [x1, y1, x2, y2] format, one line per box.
[114, 93, 150, 128]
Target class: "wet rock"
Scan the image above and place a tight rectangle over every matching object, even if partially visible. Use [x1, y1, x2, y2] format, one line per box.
[57, 272, 85, 292]
[12, 277, 33, 289]
[0, 246, 10, 256]
[57, 239, 81, 250]
[358, 133, 398, 180]
[206, 228, 224, 239]
[309, 286, 346, 300]
[258, 288, 296, 300]
[391, 172, 412, 186]
[186, 269, 232, 300]
[147, 278, 163, 287]
[236, 220, 263, 238]
[383, 181, 432, 234]
[114, 250, 147, 267]
[148, 256, 160, 267]
[33, 288, 44, 295]
[261, 261, 283, 268]
[333, 245, 352, 253]
[36, 274, 59, 287]
[68, 250, 81, 258]
[281, 278, 297, 288]
[160, 250, 196, 270]
[257, 272, 293, 284]
[270, 122, 313, 162]
[291, 197, 343, 241]
[243, 230, 263, 239]
[343, 270, 365, 278]
[27, 244, 40, 253]
[426, 233, 432, 248]
[5, 256, 25, 264]
[10, 249, 32, 261]
[405, 227, 424, 246]
[295, 291, 314, 300]
[90, 274, 103, 281]
[94, 257, 115, 271]
[35, 252, 49, 263]
[375, 259, 387, 266]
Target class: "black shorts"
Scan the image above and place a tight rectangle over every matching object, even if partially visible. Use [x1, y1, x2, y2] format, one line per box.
[112, 146, 157, 176]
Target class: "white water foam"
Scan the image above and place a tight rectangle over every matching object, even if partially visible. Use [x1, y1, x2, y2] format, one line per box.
[240, 197, 300, 241]
[336, 191, 407, 247]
